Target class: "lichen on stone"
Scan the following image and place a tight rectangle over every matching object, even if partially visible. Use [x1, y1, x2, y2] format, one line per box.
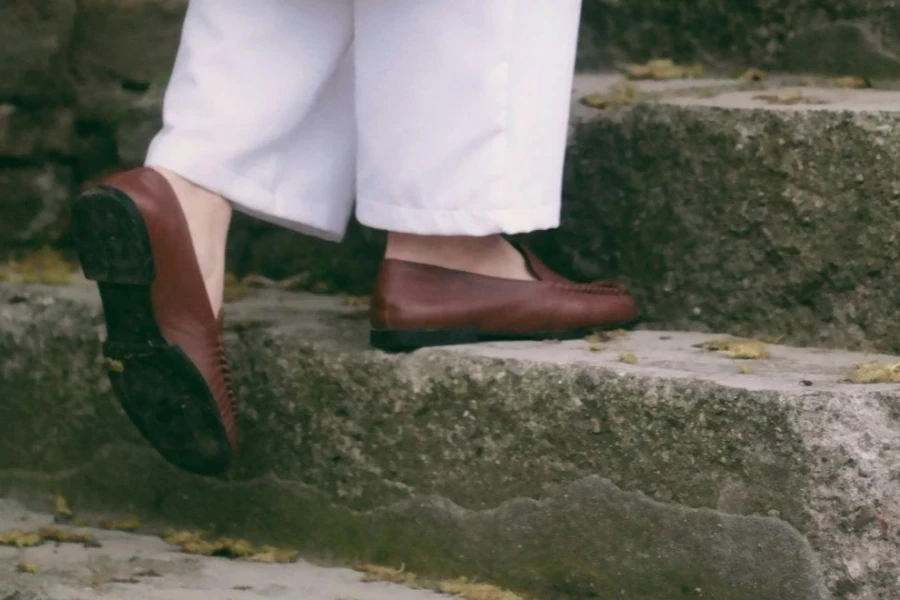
[358, 563, 419, 587]
[698, 339, 770, 359]
[17, 560, 37, 574]
[162, 528, 299, 563]
[356, 564, 527, 600]
[0, 530, 42, 548]
[620, 352, 639, 364]
[248, 546, 301, 564]
[846, 361, 900, 384]
[587, 329, 629, 343]
[99, 517, 141, 532]
[54, 493, 74, 523]
[223, 273, 252, 303]
[38, 526, 100, 547]
[626, 59, 704, 81]
[0, 248, 77, 285]
[582, 83, 643, 110]
[739, 69, 767, 81]
[343, 295, 371, 311]
[102, 358, 125, 373]
[829, 76, 870, 89]
[755, 89, 806, 105]
[437, 578, 529, 600]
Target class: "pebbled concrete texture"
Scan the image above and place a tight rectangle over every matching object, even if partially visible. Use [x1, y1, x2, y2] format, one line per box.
[5, 284, 900, 598]
[0, 499, 449, 600]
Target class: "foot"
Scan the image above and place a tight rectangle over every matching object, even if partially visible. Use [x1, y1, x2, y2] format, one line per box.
[385, 233, 536, 281]
[153, 167, 231, 316]
[372, 236, 641, 352]
[71, 167, 237, 476]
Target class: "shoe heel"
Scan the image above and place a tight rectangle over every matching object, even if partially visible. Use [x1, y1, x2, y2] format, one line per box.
[71, 186, 155, 285]
[370, 328, 479, 352]
[72, 186, 161, 342]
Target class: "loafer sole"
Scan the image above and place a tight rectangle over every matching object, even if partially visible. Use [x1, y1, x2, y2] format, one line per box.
[72, 186, 232, 476]
[371, 318, 641, 353]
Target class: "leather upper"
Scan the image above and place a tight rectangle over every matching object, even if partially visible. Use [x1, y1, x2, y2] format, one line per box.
[371, 258, 639, 334]
[102, 168, 237, 450]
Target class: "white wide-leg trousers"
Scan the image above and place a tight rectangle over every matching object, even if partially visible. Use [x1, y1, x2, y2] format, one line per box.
[146, 0, 583, 242]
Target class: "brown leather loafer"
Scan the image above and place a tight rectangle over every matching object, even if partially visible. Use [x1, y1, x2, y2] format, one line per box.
[370, 259, 640, 352]
[71, 167, 236, 476]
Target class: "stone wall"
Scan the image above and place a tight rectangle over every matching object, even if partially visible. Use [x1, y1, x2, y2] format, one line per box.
[578, 0, 900, 77]
[6, 0, 900, 283]
[1, 0, 185, 251]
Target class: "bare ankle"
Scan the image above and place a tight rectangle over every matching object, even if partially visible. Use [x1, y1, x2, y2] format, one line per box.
[151, 167, 231, 314]
[385, 233, 534, 281]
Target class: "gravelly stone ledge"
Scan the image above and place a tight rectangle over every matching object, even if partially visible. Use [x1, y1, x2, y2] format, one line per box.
[532, 76, 900, 354]
[4, 282, 900, 598]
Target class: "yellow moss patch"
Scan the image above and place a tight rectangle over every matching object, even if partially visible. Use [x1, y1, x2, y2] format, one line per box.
[358, 563, 420, 587]
[699, 338, 770, 360]
[847, 361, 900, 384]
[223, 273, 252, 303]
[38, 527, 99, 547]
[626, 59, 704, 81]
[102, 358, 125, 373]
[739, 68, 767, 81]
[619, 352, 639, 364]
[276, 272, 312, 291]
[582, 83, 643, 109]
[343, 295, 371, 311]
[755, 89, 805, 105]
[17, 561, 37, 574]
[54, 494, 74, 523]
[0, 248, 77, 285]
[163, 529, 299, 563]
[437, 578, 527, 600]
[99, 517, 141, 532]
[249, 546, 301, 564]
[830, 76, 870, 89]
[356, 565, 528, 600]
[162, 529, 205, 546]
[586, 330, 630, 353]
[0, 530, 42, 548]
[241, 274, 277, 288]
[587, 329, 629, 343]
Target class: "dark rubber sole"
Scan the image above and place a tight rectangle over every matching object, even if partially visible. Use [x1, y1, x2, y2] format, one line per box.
[71, 186, 232, 476]
[370, 319, 640, 353]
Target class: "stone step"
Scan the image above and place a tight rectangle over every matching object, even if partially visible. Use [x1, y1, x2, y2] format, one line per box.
[0, 499, 449, 600]
[539, 74, 900, 354]
[578, 0, 900, 78]
[4, 282, 900, 600]
[226, 75, 900, 354]
[6, 74, 900, 351]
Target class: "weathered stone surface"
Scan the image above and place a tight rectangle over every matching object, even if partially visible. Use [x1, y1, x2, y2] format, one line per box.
[6, 284, 900, 598]
[113, 87, 164, 168]
[0, 105, 75, 160]
[0, 0, 77, 102]
[0, 500, 451, 600]
[71, 0, 186, 88]
[523, 76, 900, 353]
[0, 166, 73, 248]
[578, 0, 900, 77]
